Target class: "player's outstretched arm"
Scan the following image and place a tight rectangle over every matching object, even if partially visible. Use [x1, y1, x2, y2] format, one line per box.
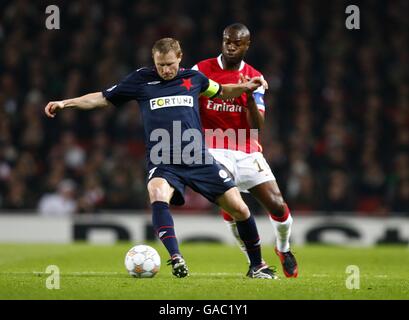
[217, 76, 264, 99]
[44, 92, 109, 118]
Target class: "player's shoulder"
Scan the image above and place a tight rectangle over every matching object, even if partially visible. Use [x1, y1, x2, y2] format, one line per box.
[133, 66, 155, 77]
[242, 62, 263, 77]
[122, 67, 159, 84]
[120, 67, 150, 80]
[193, 57, 218, 71]
[180, 67, 206, 78]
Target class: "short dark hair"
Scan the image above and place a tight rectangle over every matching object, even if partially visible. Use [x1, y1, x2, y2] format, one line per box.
[152, 38, 182, 58]
[223, 23, 250, 38]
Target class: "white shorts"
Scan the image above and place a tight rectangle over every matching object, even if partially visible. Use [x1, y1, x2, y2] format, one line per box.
[208, 148, 276, 193]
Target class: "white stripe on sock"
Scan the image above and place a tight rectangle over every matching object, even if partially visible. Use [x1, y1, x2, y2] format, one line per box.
[269, 214, 293, 253]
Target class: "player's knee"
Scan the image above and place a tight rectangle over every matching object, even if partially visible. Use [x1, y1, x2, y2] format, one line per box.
[229, 202, 250, 221]
[148, 187, 165, 202]
[147, 182, 170, 203]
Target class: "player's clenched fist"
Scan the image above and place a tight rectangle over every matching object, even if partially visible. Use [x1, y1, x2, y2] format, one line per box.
[243, 76, 265, 93]
[44, 101, 64, 118]
[240, 74, 268, 90]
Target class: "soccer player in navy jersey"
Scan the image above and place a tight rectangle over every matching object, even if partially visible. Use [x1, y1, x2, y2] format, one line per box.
[45, 38, 277, 279]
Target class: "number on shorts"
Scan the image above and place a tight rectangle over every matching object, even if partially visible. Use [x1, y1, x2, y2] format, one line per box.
[148, 167, 158, 180]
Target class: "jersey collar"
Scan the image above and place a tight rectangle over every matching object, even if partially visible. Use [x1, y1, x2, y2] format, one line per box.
[217, 54, 245, 71]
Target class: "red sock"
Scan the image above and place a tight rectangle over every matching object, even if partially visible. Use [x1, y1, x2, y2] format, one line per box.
[269, 203, 290, 222]
[220, 209, 234, 222]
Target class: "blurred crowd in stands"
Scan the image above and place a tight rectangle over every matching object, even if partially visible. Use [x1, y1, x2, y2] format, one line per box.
[0, 0, 408, 215]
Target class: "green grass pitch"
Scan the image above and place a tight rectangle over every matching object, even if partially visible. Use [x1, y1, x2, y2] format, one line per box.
[0, 243, 408, 300]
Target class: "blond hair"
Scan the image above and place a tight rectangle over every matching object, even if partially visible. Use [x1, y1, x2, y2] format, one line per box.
[152, 38, 182, 58]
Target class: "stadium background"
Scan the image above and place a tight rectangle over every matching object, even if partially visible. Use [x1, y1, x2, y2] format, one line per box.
[0, 0, 408, 218]
[1, 1, 409, 303]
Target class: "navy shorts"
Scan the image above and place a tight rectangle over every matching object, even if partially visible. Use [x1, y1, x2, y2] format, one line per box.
[146, 163, 236, 206]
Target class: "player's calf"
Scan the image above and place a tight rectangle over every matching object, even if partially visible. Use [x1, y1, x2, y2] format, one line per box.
[217, 188, 264, 267]
[220, 209, 250, 263]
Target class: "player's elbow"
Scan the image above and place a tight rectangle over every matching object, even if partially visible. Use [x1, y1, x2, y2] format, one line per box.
[248, 115, 265, 130]
[94, 93, 110, 108]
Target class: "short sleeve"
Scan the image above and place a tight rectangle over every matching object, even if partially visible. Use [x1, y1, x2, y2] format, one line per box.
[102, 71, 141, 107]
[194, 70, 221, 98]
[201, 79, 221, 98]
[253, 74, 266, 111]
[252, 92, 266, 112]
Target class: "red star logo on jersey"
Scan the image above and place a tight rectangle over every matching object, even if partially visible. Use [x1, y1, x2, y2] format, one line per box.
[180, 78, 193, 91]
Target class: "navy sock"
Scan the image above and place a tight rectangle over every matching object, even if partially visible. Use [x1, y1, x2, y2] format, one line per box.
[151, 201, 180, 257]
[236, 215, 262, 267]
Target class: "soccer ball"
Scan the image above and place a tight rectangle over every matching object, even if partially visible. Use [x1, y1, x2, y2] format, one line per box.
[124, 245, 161, 278]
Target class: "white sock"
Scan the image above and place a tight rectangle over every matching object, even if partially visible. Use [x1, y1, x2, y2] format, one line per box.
[269, 214, 293, 253]
[224, 220, 250, 264]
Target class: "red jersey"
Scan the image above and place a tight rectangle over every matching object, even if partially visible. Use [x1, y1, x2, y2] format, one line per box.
[193, 55, 266, 153]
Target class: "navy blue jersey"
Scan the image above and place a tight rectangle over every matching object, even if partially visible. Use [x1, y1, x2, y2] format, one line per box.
[102, 67, 220, 166]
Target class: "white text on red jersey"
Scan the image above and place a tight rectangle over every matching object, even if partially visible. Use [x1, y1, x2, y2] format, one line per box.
[207, 100, 243, 113]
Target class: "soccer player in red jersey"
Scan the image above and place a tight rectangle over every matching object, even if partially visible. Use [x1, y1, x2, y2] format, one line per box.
[193, 23, 298, 278]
